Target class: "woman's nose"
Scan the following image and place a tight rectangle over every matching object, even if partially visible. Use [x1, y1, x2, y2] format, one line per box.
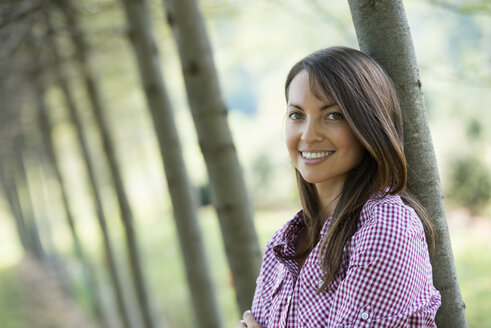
[301, 119, 324, 143]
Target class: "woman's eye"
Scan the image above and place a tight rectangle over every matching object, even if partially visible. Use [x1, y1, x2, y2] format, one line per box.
[289, 112, 303, 120]
[326, 112, 344, 120]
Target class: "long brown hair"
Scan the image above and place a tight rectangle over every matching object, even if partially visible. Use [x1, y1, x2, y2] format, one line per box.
[284, 46, 434, 291]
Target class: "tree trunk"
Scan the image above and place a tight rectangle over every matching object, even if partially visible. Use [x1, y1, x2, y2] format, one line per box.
[31, 24, 109, 326]
[0, 155, 30, 253]
[13, 134, 45, 260]
[347, 1, 467, 327]
[163, 0, 261, 312]
[54, 2, 157, 327]
[0, 51, 31, 256]
[120, 0, 222, 327]
[47, 5, 134, 327]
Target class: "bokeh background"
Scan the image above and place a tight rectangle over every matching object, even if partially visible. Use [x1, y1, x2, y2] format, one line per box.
[0, 0, 490, 327]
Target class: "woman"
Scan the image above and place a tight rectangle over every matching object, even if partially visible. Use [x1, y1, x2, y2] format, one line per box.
[236, 47, 441, 328]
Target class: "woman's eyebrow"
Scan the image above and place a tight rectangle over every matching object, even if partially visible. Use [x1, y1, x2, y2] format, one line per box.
[288, 103, 336, 110]
[288, 103, 304, 111]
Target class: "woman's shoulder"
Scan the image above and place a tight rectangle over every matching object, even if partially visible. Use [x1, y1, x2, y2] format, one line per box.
[349, 193, 431, 270]
[357, 193, 424, 238]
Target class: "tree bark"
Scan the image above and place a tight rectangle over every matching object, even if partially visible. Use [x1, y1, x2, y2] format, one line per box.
[163, 0, 261, 312]
[54, 2, 157, 327]
[347, 1, 467, 327]
[120, 0, 222, 327]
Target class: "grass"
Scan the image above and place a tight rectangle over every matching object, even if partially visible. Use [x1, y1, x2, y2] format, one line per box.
[0, 266, 27, 327]
[450, 216, 491, 328]
[0, 207, 489, 327]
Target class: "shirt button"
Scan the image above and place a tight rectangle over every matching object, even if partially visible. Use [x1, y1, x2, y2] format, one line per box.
[360, 311, 369, 320]
[317, 279, 324, 288]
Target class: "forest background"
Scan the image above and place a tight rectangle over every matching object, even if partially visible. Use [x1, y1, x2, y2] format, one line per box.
[0, 0, 490, 327]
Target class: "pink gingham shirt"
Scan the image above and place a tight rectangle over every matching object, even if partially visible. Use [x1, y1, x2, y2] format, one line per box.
[251, 194, 441, 327]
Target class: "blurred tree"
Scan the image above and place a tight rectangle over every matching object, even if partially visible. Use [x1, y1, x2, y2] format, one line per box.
[0, 63, 31, 256]
[13, 133, 45, 261]
[53, 1, 157, 327]
[0, 158, 29, 252]
[348, 0, 467, 327]
[32, 21, 109, 327]
[0, 147, 30, 254]
[45, 3, 134, 327]
[163, 0, 262, 313]
[119, 0, 222, 327]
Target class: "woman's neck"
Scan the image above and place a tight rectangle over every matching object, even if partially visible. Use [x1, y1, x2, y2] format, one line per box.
[315, 180, 344, 217]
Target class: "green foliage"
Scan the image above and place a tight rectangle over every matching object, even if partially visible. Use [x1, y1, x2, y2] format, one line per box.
[451, 216, 491, 328]
[448, 156, 491, 214]
[466, 117, 483, 141]
[457, 241, 491, 328]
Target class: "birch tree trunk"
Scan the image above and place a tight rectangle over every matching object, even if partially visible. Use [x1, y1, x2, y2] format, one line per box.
[120, 0, 222, 327]
[163, 0, 261, 312]
[347, 1, 467, 327]
[54, 2, 156, 327]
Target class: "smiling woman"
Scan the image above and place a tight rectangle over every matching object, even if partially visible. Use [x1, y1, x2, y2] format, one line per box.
[236, 46, 441, 328]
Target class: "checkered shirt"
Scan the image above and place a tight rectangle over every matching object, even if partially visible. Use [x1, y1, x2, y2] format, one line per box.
[251, 194, 441, 327]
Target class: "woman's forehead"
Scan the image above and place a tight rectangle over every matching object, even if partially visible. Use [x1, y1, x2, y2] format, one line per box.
[289, 70, 333, 103]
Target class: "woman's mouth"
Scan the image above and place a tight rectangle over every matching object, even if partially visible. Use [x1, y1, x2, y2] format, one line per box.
[300, 151, 334, 160]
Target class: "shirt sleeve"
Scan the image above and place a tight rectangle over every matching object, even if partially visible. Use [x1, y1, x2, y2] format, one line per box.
[327, 200, 440, 327]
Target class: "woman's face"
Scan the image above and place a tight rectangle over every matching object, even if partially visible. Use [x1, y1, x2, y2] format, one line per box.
[285, 70, 365, 194]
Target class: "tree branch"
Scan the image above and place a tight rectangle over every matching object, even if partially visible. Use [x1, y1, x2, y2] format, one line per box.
[428, 0, 491, 16]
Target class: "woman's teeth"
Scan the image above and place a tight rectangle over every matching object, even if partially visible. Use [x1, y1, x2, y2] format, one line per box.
[301, 151, 333, 159]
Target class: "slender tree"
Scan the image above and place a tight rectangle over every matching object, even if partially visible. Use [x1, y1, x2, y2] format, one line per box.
[13, 133, 45, 260]
[0, 78, 30, 253]
[29, 24, 109, 327]
[45, 5, 134, 327]
[53, 1, 158, 327]
[119, 0, 222, 327]
[0, 100, 31, 253]
[347, 1, 467, 327]
[163, 0, 261, 312]
[0, 153, 30, 252]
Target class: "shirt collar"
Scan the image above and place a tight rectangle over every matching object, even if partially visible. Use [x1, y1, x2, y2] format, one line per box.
[272, 210, 304, 258]
[272, 210, 333, 258]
